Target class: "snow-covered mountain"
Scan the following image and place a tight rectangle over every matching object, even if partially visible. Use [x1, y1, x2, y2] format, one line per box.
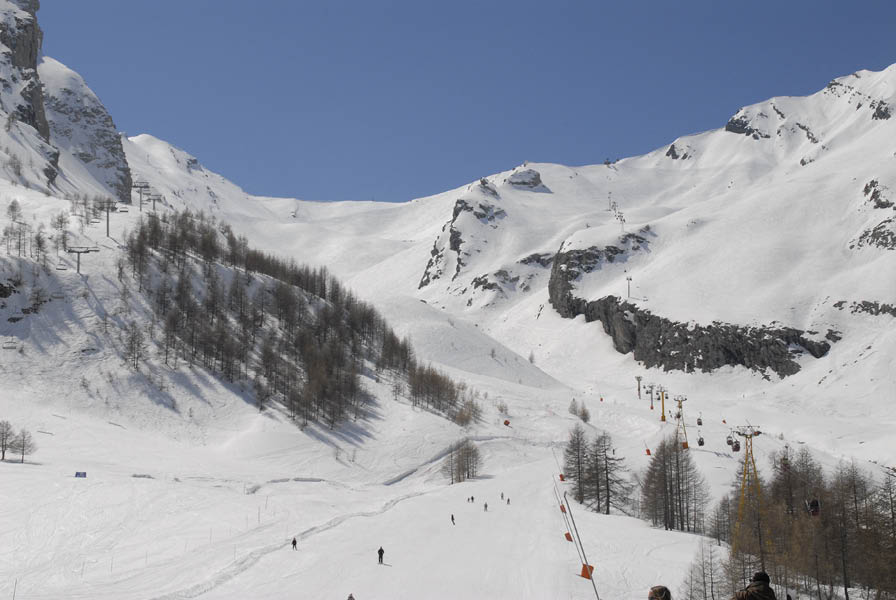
[0, 0, 129, 199]
[1, 1, 895, 597]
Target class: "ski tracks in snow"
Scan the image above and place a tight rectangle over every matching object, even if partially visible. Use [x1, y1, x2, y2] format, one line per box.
[148, 491, 425, 599]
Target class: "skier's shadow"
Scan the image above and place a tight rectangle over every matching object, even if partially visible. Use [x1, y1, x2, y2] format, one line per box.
[380, 563, 393, 567]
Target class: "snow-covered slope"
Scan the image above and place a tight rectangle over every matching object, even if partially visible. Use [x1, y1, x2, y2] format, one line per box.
[2, 7, 895, 595]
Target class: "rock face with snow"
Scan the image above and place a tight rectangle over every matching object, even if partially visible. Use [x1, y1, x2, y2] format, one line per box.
[0, 0, 132, 195]
[38, 57, 132, 201]
[0, 0, 48, 140]
[0, 0, 59, 185]
[418, 193, 508, 289]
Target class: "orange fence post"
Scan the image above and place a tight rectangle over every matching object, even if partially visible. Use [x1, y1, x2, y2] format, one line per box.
[559, 473, 565, 481]
[560, 504, 567, 514]
[565, 532, 573, 542]
[580, 564, 595, 579]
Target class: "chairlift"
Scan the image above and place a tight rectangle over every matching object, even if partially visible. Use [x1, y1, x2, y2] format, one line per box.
[806, 498, 821, 517]
[731, 440, 741, 452]
[697, 413, 703, 426]
[118, 206, 129, 213]
[56, 264, 68, 271]
[726, 435, 734, 446]
[780, 454, 790, 471]
[697, 436, 705, 447]
[2, 339, 17, 350]
[90, 218, 101, 224]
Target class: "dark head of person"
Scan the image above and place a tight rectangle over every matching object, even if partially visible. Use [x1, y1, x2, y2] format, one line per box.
[650, 585, 672, 600]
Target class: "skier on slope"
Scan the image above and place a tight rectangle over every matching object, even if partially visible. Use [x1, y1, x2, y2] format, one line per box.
[292, 537, 297, 550]
[484, 502, 488, 511]
[451, 514, 455, 525]
[378, 546, 385, 564]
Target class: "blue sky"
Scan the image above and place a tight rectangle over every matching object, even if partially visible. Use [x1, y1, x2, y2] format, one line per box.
[40, 1, 896, 203]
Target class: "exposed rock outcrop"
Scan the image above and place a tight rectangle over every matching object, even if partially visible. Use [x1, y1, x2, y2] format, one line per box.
[39, 57, 132, 201]
[833, 300, 896, 318]
[548, 229, 651, 317]
[418, 197, 507, 288]
[863, 179, 893, 210]
[852, 218, 896, 250]
[555, 295, 830, 377]
[0, 0, 49, 141]
[548, 227, 831, 377]
[724, 114, 770, 139]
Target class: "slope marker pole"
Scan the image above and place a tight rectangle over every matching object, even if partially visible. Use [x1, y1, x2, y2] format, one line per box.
[564, 492, 601, 600]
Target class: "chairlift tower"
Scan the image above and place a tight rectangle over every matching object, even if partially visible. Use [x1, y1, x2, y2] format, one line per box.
[626, 274, 632, 298]
[657, 385, 667, 422]
[674, 395, 689, 448]
[66, 246, 99, 274]
[645, 383, 655, 410]
[732, 425, 769, 569]
[132, 181, 150, 212]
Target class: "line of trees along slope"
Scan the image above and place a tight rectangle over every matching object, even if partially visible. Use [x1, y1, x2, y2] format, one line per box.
[123, 210, 464, 427]
[704, 446, 896, 600]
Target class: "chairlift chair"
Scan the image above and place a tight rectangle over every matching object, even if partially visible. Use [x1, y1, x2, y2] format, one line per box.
[731, 440, 741, 452]
[2, 339, 17, 350]
[697, 414, 703, 426]
[56, 264, 68, 270]
[806, 498, 821, 516]
[697, 432, 705, 447]
[726, 435, 734, 446]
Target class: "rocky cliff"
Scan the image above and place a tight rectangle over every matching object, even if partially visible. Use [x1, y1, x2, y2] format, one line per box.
[548, 235, 832, 378]
[0, 0, 49, 140]
[39, 57, 132, 201]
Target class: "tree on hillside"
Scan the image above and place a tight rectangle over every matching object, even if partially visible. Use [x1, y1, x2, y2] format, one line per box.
[51, 211, 69, 253]
[6, 198, 21, 222]
[585, 432, 631, 514]
[564, 423, 588, 503]
[10, 428, 36, 463]
[442, 439, 482, 484]
[640, 434, 709, 532]
[0, 420, 13, 460]
[680, 539, 728, 600]
[123, 321, 146, 369]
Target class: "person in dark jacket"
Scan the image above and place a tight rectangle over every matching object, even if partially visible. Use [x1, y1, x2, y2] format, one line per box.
[378, 546, 384, 564]
[734, 572, 777, 600]
[649, 585, 672, 600]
